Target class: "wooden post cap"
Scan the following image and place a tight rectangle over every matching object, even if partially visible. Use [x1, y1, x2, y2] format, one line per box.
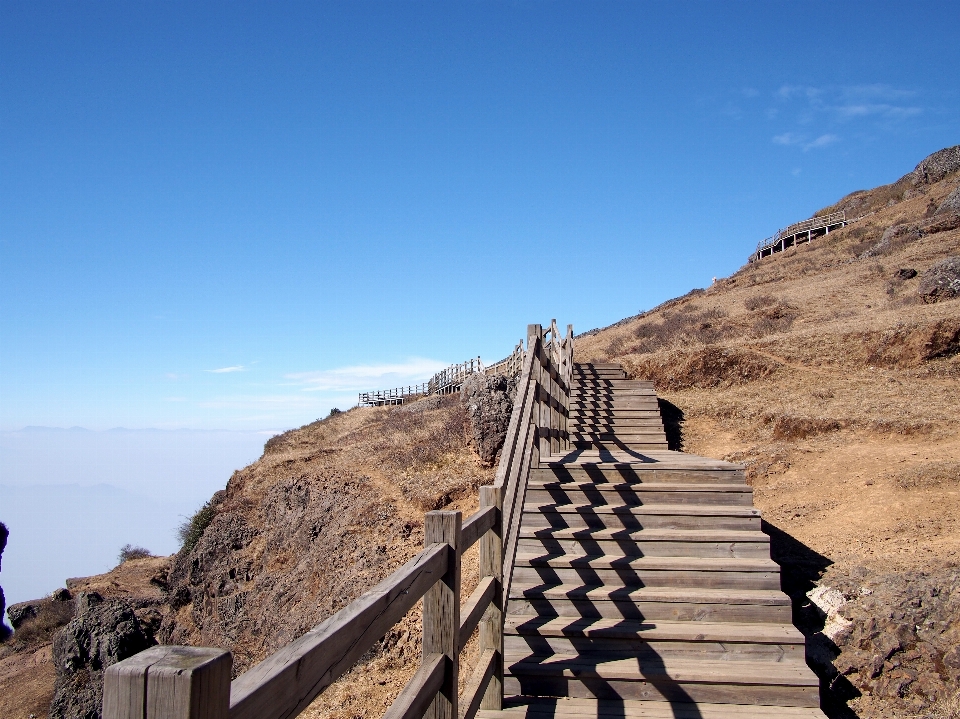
[103, 645, 232, 719]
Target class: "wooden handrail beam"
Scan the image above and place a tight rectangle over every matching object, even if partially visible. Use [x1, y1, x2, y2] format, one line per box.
[458, 649, 497, 719]
[382, 654, 448, 719]
[228, 542, 450, 719]
[458, 576, 497, 648]
[460, 505, 497, 551]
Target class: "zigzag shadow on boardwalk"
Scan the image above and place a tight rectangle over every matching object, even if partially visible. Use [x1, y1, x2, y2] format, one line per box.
[515, 501, 705, 719]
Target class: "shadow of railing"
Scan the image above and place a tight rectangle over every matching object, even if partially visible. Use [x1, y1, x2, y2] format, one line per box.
[657, 398, 684, 452]
[762, 519, 860, 719]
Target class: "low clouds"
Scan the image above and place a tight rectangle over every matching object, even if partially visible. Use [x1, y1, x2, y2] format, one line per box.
[207, 365, 245, 374]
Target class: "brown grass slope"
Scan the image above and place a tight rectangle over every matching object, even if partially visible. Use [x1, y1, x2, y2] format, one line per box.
[576, 150, 960, 719]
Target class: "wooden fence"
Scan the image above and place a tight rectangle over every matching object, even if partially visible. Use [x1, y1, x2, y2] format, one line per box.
[102, 320, 573, 719]
[753, 210, 868, 261]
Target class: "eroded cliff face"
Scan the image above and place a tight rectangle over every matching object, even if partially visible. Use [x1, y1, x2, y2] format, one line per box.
[159, 395, 499, 677]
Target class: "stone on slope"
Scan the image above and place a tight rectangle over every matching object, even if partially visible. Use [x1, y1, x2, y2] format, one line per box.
[918, 256, 960, 303]
[50, 592, 154, 719]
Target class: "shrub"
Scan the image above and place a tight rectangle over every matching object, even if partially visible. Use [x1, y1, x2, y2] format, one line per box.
[743, 294, 775, 312]
[177, 502, 216, 554]
[118, 544, 152, 563]
[327, 407, 343, 417]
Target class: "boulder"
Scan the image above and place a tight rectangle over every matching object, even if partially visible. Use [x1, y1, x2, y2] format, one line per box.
[918, 256, 960, 303]
[50, 592, 155, 719]
[0, 521, 8, 640]
[460, 373, 518, 467]
[895, 268, 918, 280]
[936, 186, 960, 215]
[7, 599, 41, 629]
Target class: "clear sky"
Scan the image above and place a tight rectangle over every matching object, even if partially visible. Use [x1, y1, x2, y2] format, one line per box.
[2, 1, 959, 431]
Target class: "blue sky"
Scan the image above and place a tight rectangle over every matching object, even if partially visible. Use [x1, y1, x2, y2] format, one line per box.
[2, 1, 959, 431]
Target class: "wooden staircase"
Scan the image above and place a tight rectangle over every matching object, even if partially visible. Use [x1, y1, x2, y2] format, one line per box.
[480, 363, 826, 719]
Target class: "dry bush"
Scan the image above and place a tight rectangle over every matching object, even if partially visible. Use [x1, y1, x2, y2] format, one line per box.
[626, 346, 781, 391]
[886, 460, 960, 490]
[743, 294, 776, 311]
[632, 306, 732, 353]
[920, 689, 960, 719]
[1, 599, 75, 653]
[767, 415, 844, 440]
[376, 398, 469, 470]
[750, 302, 798, 338]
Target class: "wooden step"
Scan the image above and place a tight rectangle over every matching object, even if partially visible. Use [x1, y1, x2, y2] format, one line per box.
[525, 484, 754, 506]
[521, 505, 761, 531]
[504, 617, 805, 661]
[573, 441, 670, 452]
[512, 558, 780, 590]
[478, 696, 827, 718]
[507, 583, 792, 623]
[533, 467, 747, 485]
[517, 527, 771, 559]
[504, 654, 819, 706]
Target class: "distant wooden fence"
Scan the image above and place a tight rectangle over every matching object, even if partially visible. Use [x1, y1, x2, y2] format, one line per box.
[359, 340, 527, 407]
[754, 210, 851, 261]
[103, 320, 573, 719]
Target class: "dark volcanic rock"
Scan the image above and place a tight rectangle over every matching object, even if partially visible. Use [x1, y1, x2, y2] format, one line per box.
[812, 566, 960, 716]
[460, 373, 518, 466]
[905, 145, 960, 186]
[0, 521, 8, 640]
[7, 599, 41, 629]
[936, 186, 960, 215]
[50, 592, 154, 719]
[895, 268, 918, 280]
[918, 256, 960, 303]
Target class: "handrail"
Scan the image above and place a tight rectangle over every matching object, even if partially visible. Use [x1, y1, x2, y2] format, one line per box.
[102, 321, 572, 719]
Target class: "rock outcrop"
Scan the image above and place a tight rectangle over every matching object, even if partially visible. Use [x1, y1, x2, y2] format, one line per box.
[50, 592, 154, 719]
[918, 256, 960, 303]
[904, 145, 960, 186]
[936, 186, 960, 215]
[0, 522, 8, 641]
[810, 567, 960, 716]
[460, 373, 518, 466]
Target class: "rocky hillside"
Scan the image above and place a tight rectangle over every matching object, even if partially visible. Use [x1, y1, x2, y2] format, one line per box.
[576, 145, 960, 719]
[0, 377, 513, 719]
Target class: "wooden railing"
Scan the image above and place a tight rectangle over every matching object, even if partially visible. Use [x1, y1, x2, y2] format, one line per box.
[359, 383, 431, 406]
[102, 320, 572, 719]
[428, 357, 483, 396]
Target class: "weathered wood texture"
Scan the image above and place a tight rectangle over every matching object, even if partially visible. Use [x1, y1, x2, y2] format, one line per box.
[103, 646, 232, 719]
[479, 486, 504, 711]
[423, 511, 462, 719]
[383, 654, 448, 719]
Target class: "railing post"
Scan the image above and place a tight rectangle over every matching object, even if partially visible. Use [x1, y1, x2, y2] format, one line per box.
[423, 510, 462, 719]
[102, 646, 231, 719]
[478, 486, 503, 711]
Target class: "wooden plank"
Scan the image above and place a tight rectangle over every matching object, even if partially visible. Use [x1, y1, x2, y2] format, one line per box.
[423, 511, 462, 719]
[478, 485, 503, 711]
[461, 505, 497, 551]
[104, 646, 232, 719]
[229, 542, 449, 719]
[458, 649, 497, 719]
[382, 653, 447, 719]
[459, 576, 497, 648]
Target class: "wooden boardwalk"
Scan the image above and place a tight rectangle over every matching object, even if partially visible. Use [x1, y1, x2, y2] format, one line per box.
[481, 363, 825, 719]
[103, 332, 826, 719]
